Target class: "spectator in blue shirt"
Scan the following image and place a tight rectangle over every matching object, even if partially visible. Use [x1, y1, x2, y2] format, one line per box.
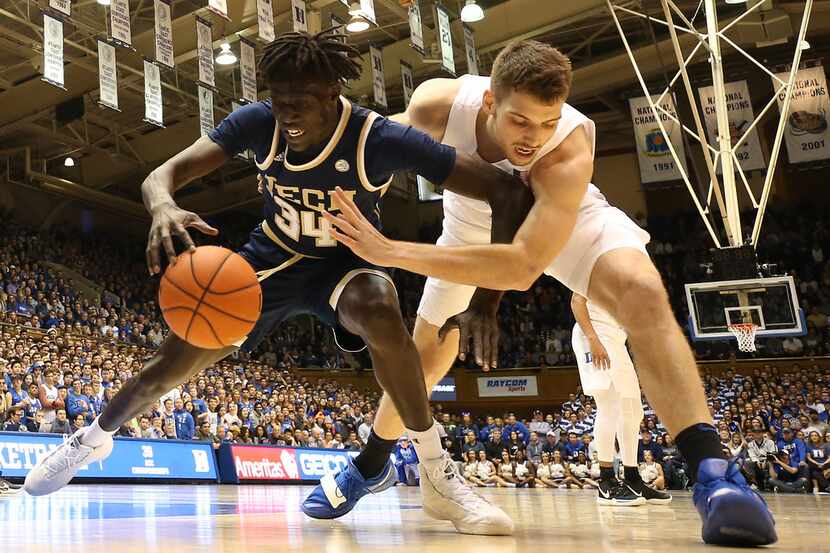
[479, 416, 496, 443]
[776, 427, 807, 466]
[564, 432, 585, 461]
[503, 413, 530, 444]
[395, 437, 420, 486]
[66, 379, 90, 422]
[767, 450, 809, 493]
[638, 429, 664, 463]
[173, 399, 195, 440]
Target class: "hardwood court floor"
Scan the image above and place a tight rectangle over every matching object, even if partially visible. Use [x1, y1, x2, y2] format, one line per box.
[0, 485, 827, 553]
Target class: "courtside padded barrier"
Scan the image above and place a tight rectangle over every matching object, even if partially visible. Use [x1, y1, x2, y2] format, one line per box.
[0, 431, 218, 482]
[216, 443, 362, 484]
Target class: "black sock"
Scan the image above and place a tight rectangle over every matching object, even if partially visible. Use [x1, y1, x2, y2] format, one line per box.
[624, 466, 642, 484]
[675, 423, 726, 483]
[353, 430, 398, 480]
[600, 466, 616, 483]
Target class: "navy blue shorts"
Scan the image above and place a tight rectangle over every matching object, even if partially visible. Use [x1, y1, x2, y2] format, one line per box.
[235, 224, 394, 353]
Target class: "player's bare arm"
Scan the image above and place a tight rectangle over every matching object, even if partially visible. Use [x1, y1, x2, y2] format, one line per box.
[142, 136, 222, 274]
[391, 77, 535, 368]
[325, 126, 592, 291]
[570, 293, 610, 370]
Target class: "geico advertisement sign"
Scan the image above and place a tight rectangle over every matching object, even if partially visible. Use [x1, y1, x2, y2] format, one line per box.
[231, 445, 359, 481]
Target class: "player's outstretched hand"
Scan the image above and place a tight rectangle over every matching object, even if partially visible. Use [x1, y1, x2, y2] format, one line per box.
[438, 290, 501, 370]
[323, 187, 394, 266]
[146, 203, 218, 275]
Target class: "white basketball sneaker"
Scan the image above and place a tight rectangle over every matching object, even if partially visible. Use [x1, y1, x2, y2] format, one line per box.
[418, 453, 515, 535]
[24, 427, 114, 496]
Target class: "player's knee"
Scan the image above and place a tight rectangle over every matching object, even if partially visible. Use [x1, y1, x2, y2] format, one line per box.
[617, 273, 671, 330]
[339, 279, 407, 346]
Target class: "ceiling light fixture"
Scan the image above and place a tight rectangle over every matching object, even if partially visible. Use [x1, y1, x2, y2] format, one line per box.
[96, 0, 111, 5]
[215, 42, 237, 65]
[346, 14, 370, 33]
[64, 157, 75, 167]
[460, 0, 484, 23]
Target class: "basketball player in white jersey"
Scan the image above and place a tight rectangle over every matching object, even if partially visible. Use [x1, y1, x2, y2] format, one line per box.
[571, 293, 671, 506]
[323, 40, 777, 547]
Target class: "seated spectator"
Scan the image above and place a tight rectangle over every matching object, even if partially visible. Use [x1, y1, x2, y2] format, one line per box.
[49, 409, 72, 434]
[569, 451, 598, 489]
[506, 430, 524, 458]
[638, 428, 664, 463]
[71, 413, 86, 432]
[526, 431, 543, 464]
[462, 450, 486, 487]
[542, 431, 559, 455]
[474, 449, 508, 488]
[563, 432, 585, 462]
[497, 451, 519, 488]
[639, 450, 667, 490]
[485, 428, 507, 463]
[768, 450, 809, 493]
[2, 408, 26, 431]
[513, 450, 535, 488]
[805, 430, 830, 493]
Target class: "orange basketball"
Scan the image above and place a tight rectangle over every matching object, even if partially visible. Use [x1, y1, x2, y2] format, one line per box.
[158, 246, 262, 349]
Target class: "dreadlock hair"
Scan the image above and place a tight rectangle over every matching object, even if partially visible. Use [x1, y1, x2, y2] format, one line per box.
[258, 27, 363, 87]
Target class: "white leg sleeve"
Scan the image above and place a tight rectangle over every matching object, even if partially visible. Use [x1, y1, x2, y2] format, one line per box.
[617, 397, 644, 467]
[591, 388, 621, 464]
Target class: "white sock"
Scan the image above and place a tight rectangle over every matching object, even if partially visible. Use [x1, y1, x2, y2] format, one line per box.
[81, 417, 116, 447]
[406, 420, 444, 461]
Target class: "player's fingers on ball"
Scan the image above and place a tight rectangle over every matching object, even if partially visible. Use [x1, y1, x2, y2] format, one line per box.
[146, 231, 160, 274]
[174, 223, 195, 251]
[160, 230, 177, 265]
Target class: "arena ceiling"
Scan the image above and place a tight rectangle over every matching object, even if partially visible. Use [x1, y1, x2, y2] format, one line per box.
[0, 0, 826, 223]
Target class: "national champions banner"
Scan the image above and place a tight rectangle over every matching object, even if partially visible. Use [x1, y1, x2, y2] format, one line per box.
[477, 375, 539, 397]
[629, 94, 688, 184]
[773, 66, 830, 164]
[697, 80, 766, 173]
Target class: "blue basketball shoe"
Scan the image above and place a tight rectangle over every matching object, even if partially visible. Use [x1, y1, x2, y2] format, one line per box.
[693, 458, 777, 546]
[302, 457, 398, 519]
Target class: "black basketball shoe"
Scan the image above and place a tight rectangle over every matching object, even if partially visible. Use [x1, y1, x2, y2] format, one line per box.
[0, 477, 23, 496]
[627, 479, 673, 505]
[597, 479, 646, 506]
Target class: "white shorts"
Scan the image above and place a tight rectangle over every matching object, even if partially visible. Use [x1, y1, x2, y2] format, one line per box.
[571, 322, 641, 399]
[417, 204, 651, 327]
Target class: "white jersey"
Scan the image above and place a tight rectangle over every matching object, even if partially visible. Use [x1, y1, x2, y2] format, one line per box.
[40, 384, 59, 423]
[440, 75, 607, 260]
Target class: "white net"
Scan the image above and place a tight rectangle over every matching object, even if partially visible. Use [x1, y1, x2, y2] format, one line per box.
[728, 323, 757, 352]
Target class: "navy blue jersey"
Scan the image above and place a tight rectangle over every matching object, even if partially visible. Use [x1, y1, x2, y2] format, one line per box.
[209, 97, 455, 258]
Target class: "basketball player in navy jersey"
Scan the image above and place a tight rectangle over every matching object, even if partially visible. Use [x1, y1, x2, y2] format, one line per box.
[322, 39, 777, 547]
[23, 29, 516, 534]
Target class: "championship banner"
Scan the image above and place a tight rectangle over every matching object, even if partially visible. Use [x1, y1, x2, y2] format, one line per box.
[477, 375, 539, 398]
[42, 14, 65, 89]
[435, 4, 455, 76]
[196, 17, 215, 88]
[48, 0, 70, 16]
[360, 0, 376, 25]
[240, 38, 257, 103]
[773, 66, 830, 164]
[291, 0, 307, 32]
[256, 0, 275, 43]
[110, 0, 132, 48]
[698, 80, 766, 173]
[198, 85, 214, 137]
[231, 101, 253, 160]
[370, 45, 387, 108]
[207, 0, 229, 21]
[0, 432, 217, 481]
[629, 94, 688, 184]
[97, 40, 119, 111]
[401, 60, 414, 108]
[463, 25, 478, 76]
[408, 1, 424, 55]
[153, 0, 174, 69]
[143, 59, 164, 127]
